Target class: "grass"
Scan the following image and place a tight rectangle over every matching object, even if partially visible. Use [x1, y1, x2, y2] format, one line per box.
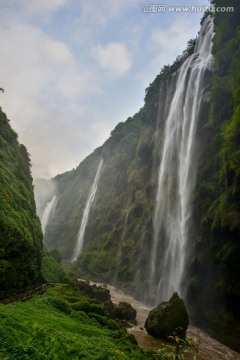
[0, 284, 154, 360]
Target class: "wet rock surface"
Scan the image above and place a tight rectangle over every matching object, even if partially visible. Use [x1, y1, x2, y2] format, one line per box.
[145, 292, 189, 340]
[103, 283, 240, 360]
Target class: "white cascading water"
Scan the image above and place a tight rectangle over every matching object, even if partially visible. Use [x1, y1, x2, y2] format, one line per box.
[113, 207, 130, 284]
[41, 195, 58, 235]
[71, 159, 103, 262]
[150, 17, 214, 302]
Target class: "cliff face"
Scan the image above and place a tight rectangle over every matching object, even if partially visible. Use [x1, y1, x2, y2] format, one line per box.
[185, 0, 240, 349]
[41, 29, 205, 296]
[38, 0, 240, 351]
[0, 110, 43, 299]
[41, 71, 172, 279]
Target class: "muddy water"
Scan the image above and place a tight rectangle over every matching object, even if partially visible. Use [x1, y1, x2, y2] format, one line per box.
[97, 283, 240, 360]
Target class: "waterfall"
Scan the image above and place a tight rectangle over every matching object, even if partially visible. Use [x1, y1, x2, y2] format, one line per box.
[134, 220, 147, 295]
[71, 159, 103, 262]
[41, 195, 58, 235]
[150, 17, 214, 303]
[113, 207, 130, 284]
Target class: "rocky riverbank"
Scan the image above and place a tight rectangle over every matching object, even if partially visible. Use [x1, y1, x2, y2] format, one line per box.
[96, 282, 240, 360]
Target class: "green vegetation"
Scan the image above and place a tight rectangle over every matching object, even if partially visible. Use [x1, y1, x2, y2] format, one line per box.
[0, 283, 155, 359]
[0, 109, 43, 299]
[0, 281, 197, 359]
[185, 0, 240, 351]
[41, 248, 68, 283]
[154, 336, 198, 360]
[208, 0, 240, 232]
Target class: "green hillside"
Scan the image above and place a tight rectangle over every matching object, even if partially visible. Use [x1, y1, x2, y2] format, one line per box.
[0, 283, 156, 360]
[0, 109, 43, 299]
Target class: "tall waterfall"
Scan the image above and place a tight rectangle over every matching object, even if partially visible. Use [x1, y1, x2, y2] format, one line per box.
[71, 159, 103, 262]
[41, 195, 58, 235]
[113, 207, 130, 284]
[150, 17, 214, 302]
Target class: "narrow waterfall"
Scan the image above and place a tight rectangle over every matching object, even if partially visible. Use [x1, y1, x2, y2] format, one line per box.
[41, 195, 58, 235]
[113, 207, 130, 284]
[71, 159, 103, 262]
[134, 220, 148, 295]
[150, 17, 214, 303]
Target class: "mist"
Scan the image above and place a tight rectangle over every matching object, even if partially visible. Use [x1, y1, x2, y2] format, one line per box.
[34, 178, 57, 220]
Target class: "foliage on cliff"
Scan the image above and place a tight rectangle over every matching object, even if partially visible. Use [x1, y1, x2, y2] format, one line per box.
[42, 248, 68, 283]
[185, 0, 240, 351]
[42, 59, 186, 302]
[208, 0, 240, 232]
[0, 109, 43, 299]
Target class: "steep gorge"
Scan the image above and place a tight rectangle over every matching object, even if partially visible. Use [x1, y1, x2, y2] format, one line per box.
[37, 0, 240, 352]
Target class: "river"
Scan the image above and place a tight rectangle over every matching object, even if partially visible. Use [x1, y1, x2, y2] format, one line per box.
[91, 282, 240, 360]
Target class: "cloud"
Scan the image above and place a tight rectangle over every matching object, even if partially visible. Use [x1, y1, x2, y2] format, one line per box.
[71, 0, 138, 46]
[7, 0, 67, 14]
[0, 22, 82, 98]
[80, 0, 137, 27]
[93, 42, 132, 77]
[0, 3, 131, 179]
[150, 18, 200, 67]
[0, 20, 96, 178]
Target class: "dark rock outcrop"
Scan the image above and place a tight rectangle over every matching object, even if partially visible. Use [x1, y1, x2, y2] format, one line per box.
[116, 302, 137, 322]
[104, 300, 137, 324]
[75, 280, 111, 302]
[145, 292, 189, 340]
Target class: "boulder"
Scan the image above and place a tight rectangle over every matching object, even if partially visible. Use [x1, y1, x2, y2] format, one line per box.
[92, 285, 111, 302]
[116, 302, 137, 322]
[145, 292, 189, 340]
[104, 300, 137, 323]
[76, 281, 110, 302]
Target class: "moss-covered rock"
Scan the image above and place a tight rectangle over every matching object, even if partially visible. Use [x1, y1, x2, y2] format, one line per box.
[74, 280, 111, 302]
[104, 300, 137, 325]
[145, 292, 189, 340]
[92, 284, 111, 302]
[116, 302, 137, 322]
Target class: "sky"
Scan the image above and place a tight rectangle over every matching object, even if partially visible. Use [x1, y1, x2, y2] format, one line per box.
[0, 0, 210, 179]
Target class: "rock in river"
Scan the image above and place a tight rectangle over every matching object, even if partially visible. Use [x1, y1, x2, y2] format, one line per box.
[145, 292, 189, 340]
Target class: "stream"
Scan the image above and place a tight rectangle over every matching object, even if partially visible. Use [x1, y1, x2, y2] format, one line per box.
[92, 282, 240, 360]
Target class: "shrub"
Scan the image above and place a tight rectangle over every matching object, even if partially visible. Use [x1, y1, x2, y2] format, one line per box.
[71, 301, 90, 312]
[89, 303, 105, 316]
[48, 298, 71, 315]
[88, 313, 107, 326]
[106, 319, 120, 330]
